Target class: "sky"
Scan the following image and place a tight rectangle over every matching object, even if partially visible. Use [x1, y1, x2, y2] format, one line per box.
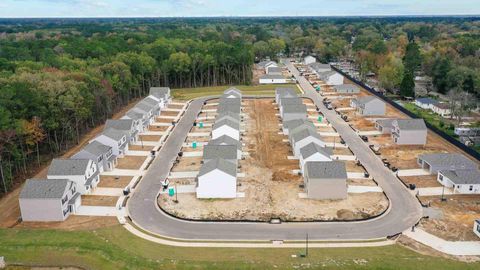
[0, 0, 478, 18]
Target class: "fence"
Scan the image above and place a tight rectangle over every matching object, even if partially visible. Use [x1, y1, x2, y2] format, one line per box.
[331, 65, 480, 162]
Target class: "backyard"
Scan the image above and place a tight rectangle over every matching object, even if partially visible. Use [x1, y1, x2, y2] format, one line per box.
[172, 84, 299, 100]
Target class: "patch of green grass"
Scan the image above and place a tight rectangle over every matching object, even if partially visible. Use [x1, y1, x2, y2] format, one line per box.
[172, 84, 299, 100]
[1, 226, 480, 269]
[403, 103, 457, 137]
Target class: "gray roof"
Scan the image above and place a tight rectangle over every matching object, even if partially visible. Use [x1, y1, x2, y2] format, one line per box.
[48, 159, 91, 176]
[217, 111, 240, 121]
[393, 119, 427, 131]
[105, 119, 134, 132]
[440, 169, 480, 185]
[416, 97, 438, 105]
[267, 67, 282, 74]
[149, 87, 170, 99]
[209, 135, 242, 150]
[300, 142, 333, 159]
[318, 70, 338, 80]
[283, 119, 314, 130]
[219, 97, 241, 104]
[282, 104, 307, 114]
[77, 141, 111, 157]
[334, 84, 359, 93]
[142, 96, 159, 107]
[354, 96, 380, 106]
[308, 62, 330, 70]
[224, 87, 242, 94]
[217, 104, 241, 114]
[276, 87, 297, 97]
[260, 74, 285, 80]
[134, 102, 153, 113]
[305, 161, 347, 179]
[102, 128, 126, 141]
[213, 118, 240, 131]
[375, 118, 396, 128]
[203, 145, 238, 160]
[292, 128, 322, 144]
[20, 179, 71, 199]
[289, 123, 317, 138]
[418, 153, 478, 170]
[198, 158, 237, 177]
[216, 115, 240, 124]
[279, 97, 303, 107]
[125, 110, 144, 120]
[257, 60, 277, 68]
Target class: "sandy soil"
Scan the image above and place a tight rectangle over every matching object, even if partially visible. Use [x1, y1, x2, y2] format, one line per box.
[149, 125, 170, 132]
[16, 216, 118, 230]
[139, 135, 162, 141]
[128, 144, 155, 151]
[419, 195, 480, 241]
[172, 157, 202, 172]
[161, 111, 181, 117]
[400, 175, 441, 188]
[155, 117, 175, 123]
[98, 176, 133, 188]
[160, 99, 388, 221]
[116, 156, 147, 170]
[81, 195, 118, 207]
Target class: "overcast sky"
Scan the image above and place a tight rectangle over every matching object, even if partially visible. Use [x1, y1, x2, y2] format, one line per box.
[0, 0, 478, 18]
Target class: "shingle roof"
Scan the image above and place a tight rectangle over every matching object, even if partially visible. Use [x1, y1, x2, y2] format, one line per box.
[213, 118, 240, 131]
[334, 84, 359, 93]
[20, 179, 71, 199]
[217, 111, 240, 121]
[440, 169, 480, 185]
[260, 74, 285, 80]
[48, 159, 90, 176]
[209, 135, 242, 150]
[416, 97, 438, 105]
[375, 118, 396, 128]
[105, 119, 134, 132]
[283, 119, 314, 130]
[217, 104, 241, 114]
[134, 102, 153, 113]
[219, 97, 241, 104]
[267, 67, 282, 74]
[279, 97, 303, 107]
[203, 145, 238, 160]
[300, 142, 333, 159]
[198, 158, 237, 177]
[318, 70, 338, 80]
[434, 103, 450, 109]
[292, 128, 322, 143]
[125, 110, 144, 120]
[308, 62, 330, 70]
[142, 96, 159, 107]
[257, 60, 277, 68]
[101, 128, 126, 141]
[305, 161, 347, 179]
[149, 87, 170, 99]
[282, 104, 307, 114]
[275, 87, 297, 97]
[78, 141, 111, 157]
[289, 123, 317, 138]
[419, 153, 478, 170]
[393, 119, 427, 131]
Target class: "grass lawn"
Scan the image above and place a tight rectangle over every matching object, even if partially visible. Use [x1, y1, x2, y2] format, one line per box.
[1, 226, 480, 269]
[403, 103, 457, 137]
[172, 84, 299, 100]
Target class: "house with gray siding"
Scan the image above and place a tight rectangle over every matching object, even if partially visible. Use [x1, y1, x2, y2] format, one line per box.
[122, 109, 149, 132]
[351, 96, 385, 116]
[391, 119, 427, 145]
[47, 159, 100, 195]
[417, 153, 478, 174]
[19, 179, 81, 222]
[303, 161, 347, 200]
[71, 141, 116, 172]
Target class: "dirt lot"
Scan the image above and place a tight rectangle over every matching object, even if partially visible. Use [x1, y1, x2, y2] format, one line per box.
[149, 125, 170, 132]
[116, 155, 147, 170]
[128, 144, 155, 151]
[419, 195, 480, 241]
[16, 216, 118, 230]
[81, 195, 119, 207]
[98, 175, 133, 188]
[171, 156, 202, 172]
[155, 117, 175, 123]
[160, 99, 387, 221]
[161, 111, 181, 117]
[139, 134, 162, 141]
[400, 175, 441, 188]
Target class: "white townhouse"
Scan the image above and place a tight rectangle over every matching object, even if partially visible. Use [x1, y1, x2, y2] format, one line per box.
[47, 159, 100, 195]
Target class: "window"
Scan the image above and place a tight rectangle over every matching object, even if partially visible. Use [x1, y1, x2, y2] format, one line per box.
[477, 224, 480, 233]
[469, 186, 473, 191]
[61, 195, 68, 205]
[439, 175, 443, 181]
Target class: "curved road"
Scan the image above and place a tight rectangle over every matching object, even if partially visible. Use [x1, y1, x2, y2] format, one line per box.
[128, 65, 422, 241]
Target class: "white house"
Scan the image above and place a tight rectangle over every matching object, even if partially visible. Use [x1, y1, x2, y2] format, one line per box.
[105, 119, 138, 143]
[149, 87, 171, 107]
[196, 158, 237, 199]
[291, 128, 326, 157]
[121, 110, 147, 134]
[351, 96, 386, 116]
[19, 179, 81, 222]
[391, 119, 427, 145]
[257, 60, 278, 72]
[259, 74, 287, 84]
[437, 169, 480, 194]
[432, 103, 451, 118]
[47, 159, 100, 195]
[91, 128, 129, 158]
[309, 63, 331, 74]
[303, 55, 316, 65]
[282, 119, 315, 135]
[299, 142, 332, 173]
[212, 119, 240, 140]
[132, 102, 155, 125]
[318, 71, 344, 86]
[208, 135, 242, 160]
[414, 97, 438, 110]
[71, 141, 116, 173]
[223, 87, 242, 99]
[275, 87, 297, 103]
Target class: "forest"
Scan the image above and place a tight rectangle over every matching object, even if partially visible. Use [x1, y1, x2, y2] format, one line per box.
[0, 17, 479, 195]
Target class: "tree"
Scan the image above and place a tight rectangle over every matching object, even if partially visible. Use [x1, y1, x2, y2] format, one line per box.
[400, 70, 415, 98]
[403, 41, 421, 72]
[378, 54, 404, 92]
[432, 57, 451, 94]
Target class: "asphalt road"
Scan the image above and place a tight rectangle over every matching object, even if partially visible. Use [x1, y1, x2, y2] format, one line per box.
[127, 67, 423, 241]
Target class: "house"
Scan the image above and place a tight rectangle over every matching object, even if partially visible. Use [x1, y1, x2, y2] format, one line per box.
[223, 87, 242, 99]
[414, 97, 438, 110]
[317, 71, 344, 86]
[71, 141, 116, 172]
[375, 119, 396, 134]
[91, 128, 129, 157]
[121, 110, 147, 134]
[278, 97, 303, 115]
[267, 66, 283, 75]
[275, 87, 297, 103]
[474, 220, 480, 239]
[437, 169, 480, 194]
[455, 127, 480, 137]
[333, 84, 360, 94]
[432, 103, 451, 118]
[391, 119, 427, 145]
[132, 102, 155, 125]
[351, 96, 385, 116]
[217, 102, 241, 115]
[19, 179, 81, 222]
[105, 119, 138, 143]
[308, 63, 331, 74]
[303, 55, 316, 65]
[282, 119, 314, 135]
[142, 96, 161, 116]
[149, 87, 171, 107]
[281, 104, 307, 122]
[417, 153, 478, 174]
[291, 128, 326, 157]
[212, 118, 240, 140]
[47, 159, 100, 194]
[216, 111, 241, 123]
[208, 135, 242, 159]
[299, 142, 332, 172]
[196, 158, 237, 198]
[203, 144, 239, 162]
[460, 136, 480, 147]
[257, 60, 278, 71]
[288, 122, 317, 141]
[303, 161, 348, 200]
[259, 74, 287, 84]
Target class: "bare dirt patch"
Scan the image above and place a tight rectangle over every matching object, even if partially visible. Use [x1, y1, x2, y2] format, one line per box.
[161, 111, 180, 117]
[172, 157, 202, 172]
[160, 98, 387, 221]
[139, 135, 162, 141]
[16, 216, 118, 230]
[400, 175, 441, 188]
[116, 156, 146, 170]
[81, 195, 118, 207]
[128, 144, 155, 151]
[149, 125, 170, 132]
[98, 176, 133, 188]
